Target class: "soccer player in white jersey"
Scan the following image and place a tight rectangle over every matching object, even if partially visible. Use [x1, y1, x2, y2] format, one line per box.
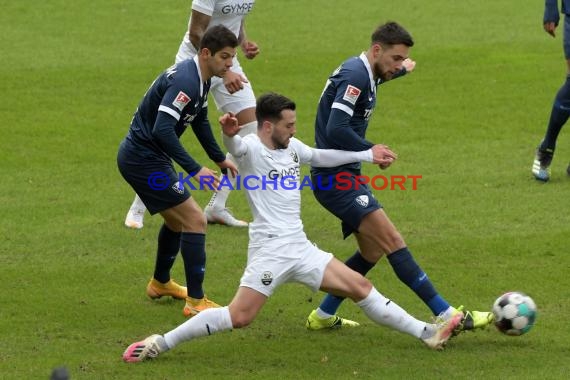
[125, 0, 258, 229]
[122, 93, 463, 363]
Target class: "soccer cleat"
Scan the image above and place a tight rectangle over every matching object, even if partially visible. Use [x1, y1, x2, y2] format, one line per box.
[204, 206, 248, 227]
[566, 162, 570, 176]
[305, 309, 360, 330]
[453, 305, 494, 333]
[532, 148, 554, 182]
[146, 278, 187, 300]
[183, 296, 221, 317]
[422, 312, 463, 350]
[123, 334, 167, 363]
[125, 208, 145, 229]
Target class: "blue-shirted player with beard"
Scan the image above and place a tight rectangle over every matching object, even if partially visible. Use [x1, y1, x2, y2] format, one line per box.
[532, 0, 570, 181]
[305, 21, 494, 334]
[117, 25, 239, 318]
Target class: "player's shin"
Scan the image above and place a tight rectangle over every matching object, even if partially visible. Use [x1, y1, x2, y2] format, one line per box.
[357, 287, 425, 338]
[164, 306, 233, 348]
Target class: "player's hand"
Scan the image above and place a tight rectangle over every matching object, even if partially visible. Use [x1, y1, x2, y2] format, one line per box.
[216, 159, 239, 179]
[223, 70, 248, 94]
[403, 58, 416, 73]
[241, 40, 259, 59]
[219, 112, 243, 137]
[370, 144, 397, 169]
[544, 22, 557, 37]
[193, 166, 220, 191]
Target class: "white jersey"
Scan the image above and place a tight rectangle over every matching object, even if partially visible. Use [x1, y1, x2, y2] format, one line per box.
[235, 135, 314, 246]
[177, 0, 256, 59]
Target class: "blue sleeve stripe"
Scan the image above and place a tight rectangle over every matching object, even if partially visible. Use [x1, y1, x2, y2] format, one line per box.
[331, 102, 354, 116]
[158, 105, 181, 121]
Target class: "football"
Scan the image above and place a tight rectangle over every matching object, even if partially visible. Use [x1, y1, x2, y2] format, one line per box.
[492, 291, 537, 336]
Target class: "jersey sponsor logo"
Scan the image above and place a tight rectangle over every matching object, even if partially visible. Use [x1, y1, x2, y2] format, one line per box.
[221, 2, 254, 14]
[355, 195, 369, 207]
[268, 166, 300, 180]
[343, 85, 361, 105]
[172, 91, 191, 112]
[261, 271, 273, 286]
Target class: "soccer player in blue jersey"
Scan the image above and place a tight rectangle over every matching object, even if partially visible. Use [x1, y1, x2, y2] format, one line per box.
[125, 0, 259, 228]
[117, 25, 239, 317]
[305, 21, 494, 333]
[532, 0, 570, 181]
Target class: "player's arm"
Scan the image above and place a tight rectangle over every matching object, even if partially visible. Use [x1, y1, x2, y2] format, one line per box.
[152, 111, 202, 175]
[543, 0, 560, 37]
[294, 139, 396, 168]
[190, 106, 226, 163]
[239, 19, 260, 60]
[326, 108, 375, 151]
[391, 58, 416, 80]
[220, 113, 248, 158]
[188, 9, 211, 51]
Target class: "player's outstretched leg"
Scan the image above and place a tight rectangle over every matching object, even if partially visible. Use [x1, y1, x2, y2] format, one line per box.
[356, 287, 463, 350]
[123, 306, 234, 363]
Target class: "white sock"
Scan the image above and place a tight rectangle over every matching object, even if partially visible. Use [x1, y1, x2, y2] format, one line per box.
[130, 194, 146, 212]
[208, 153, 237, 210]
[441, 306, 455, 320]
[163, 306, 233, 349]
[357, 287, 426, 338]
[316, 308, 333, 319]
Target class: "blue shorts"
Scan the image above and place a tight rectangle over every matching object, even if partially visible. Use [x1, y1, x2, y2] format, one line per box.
[563, 15, 570, 59]
[311, 170, 382, 239]
[117, 141, 191, 215]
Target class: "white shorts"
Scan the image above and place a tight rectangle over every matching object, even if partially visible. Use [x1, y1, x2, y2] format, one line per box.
[176, 42, 256, 114]
[239, 239, 334, 297]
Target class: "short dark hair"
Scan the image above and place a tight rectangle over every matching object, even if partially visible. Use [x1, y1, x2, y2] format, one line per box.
[256, 93, 296, 126]
[200, 25, 238, 55]
[371, 21, 414, 48]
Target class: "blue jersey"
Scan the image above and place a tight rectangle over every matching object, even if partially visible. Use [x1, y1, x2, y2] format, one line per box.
[313, 53, 382, 174]
[545, 0, 570, 23]
[123, 55, 225, 175]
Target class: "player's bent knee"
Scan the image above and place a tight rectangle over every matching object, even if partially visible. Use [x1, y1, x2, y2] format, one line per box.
[348, 276, 373, 301]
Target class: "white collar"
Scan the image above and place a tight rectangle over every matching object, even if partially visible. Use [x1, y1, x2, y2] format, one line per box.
[193, 55, 204, 96]
[358, 52, 376, 94]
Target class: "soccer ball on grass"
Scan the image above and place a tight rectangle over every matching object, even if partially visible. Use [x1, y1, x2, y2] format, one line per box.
[492, 291, 537, 336]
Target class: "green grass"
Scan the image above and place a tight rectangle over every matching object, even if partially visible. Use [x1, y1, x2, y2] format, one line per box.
[1, 0, 569, 378]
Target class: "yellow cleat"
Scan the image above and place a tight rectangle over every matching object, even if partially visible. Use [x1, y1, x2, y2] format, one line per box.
[146, 278, 187, 300]
[183, 296, 221, 317]
[447, 305, 495, 334]
[305, 309, 360, 330]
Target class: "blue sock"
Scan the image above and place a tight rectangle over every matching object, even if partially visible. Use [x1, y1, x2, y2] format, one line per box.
[387, 247, 449, 316]
[180, 232, 206, 299]
[540, 75, 570, 151]
[319, 251, 375, 315]
[153, 224, 180, 283]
